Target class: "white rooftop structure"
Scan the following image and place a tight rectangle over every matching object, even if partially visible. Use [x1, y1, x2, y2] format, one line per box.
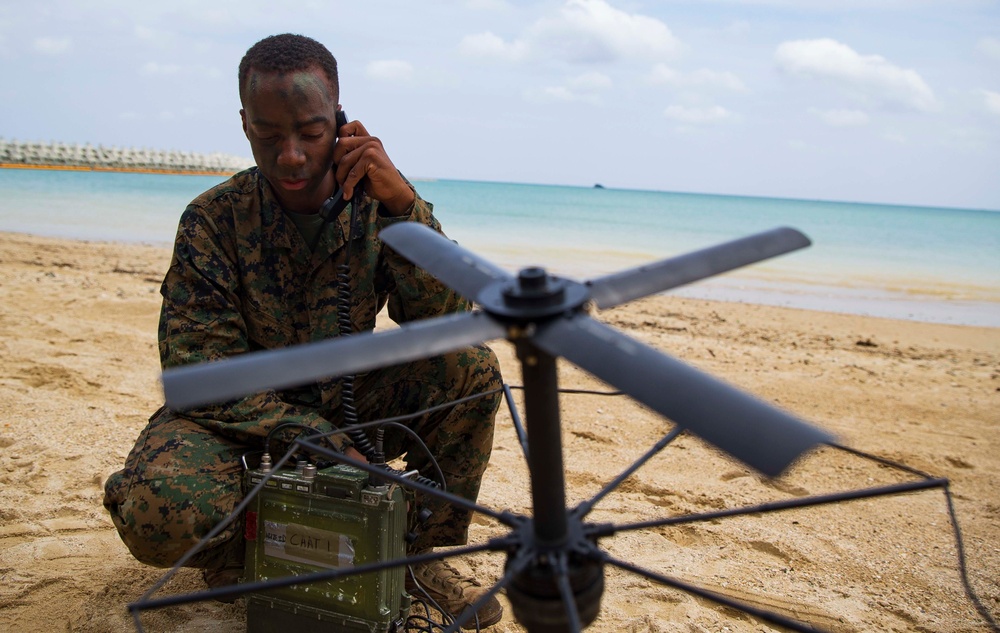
[0, 139, 254, 174]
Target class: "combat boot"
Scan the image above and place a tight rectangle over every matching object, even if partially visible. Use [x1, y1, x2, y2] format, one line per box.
[406, 553, 502, 629]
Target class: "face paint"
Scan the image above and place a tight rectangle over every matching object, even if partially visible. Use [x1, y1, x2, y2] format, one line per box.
[241, 66, 339, 214]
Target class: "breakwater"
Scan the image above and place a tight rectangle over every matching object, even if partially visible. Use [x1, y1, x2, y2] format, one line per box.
[0, 138, 253, 175]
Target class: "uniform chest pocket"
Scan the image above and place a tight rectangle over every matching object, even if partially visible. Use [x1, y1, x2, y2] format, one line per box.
[346, 286, 378, 334]
[243, 297, 296, 348]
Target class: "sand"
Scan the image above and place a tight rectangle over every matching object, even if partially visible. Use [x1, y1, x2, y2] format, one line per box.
[0, 231, 997, 632]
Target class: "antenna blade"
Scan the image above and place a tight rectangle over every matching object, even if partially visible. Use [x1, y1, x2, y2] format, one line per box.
[532, 315, 833, 477]
[162, 311, 507, 410]
[379, 223, 513, 301]
[586, 227, 811, 310]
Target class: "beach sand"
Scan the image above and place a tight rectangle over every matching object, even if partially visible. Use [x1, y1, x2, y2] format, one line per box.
[0, 231, 997, 632]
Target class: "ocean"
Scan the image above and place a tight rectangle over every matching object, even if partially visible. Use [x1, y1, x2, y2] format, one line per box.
[1, 168, 997, 327]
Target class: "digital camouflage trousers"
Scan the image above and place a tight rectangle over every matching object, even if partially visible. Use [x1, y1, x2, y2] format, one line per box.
[103, 344, 502, 571]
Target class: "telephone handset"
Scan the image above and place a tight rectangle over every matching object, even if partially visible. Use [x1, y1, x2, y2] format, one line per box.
[327, 108, 378, 462]
[317, 109, 353, 225]
[331, 108, 362, 204]
[332, 109, 365, 241]
[322, 111, 427, 479]
[335, 109, 348, 137]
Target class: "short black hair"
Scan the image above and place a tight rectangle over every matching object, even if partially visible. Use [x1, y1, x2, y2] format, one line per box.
[238, 34, 339, 104]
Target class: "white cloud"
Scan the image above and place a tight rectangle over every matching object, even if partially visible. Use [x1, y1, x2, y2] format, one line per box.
[459, 32, 529, 62]
[141, 62, 181, 75]
[567, 71, 612, 91]
[530, 0, 681, 63]
[980, 89, 1000, 116]
[153, 108, 198, 120]
[649, 64, 746, 91]
[809, 107, 870, 126]
[694, 0, 990, 7]
[134, 25, 159, 41]
[133, 25, 175, 49]
[526, 85, 603, 105]
[688, 68, 746, 91]
[979, 37, 1000, 63]
[524, 71, 611, 104]
[464, 0, 511, 10]
[461, 0, 681, 65]
[137, 62, 220, 80]
[543, 86, 578, 102]
[33, 37, 71, 55]
[775, 38, 937, 112]
[947, 126, 988, 150]
[663, 104, 733, 124]
[366, 60, 414, 82]
[650, 64, 680, 83]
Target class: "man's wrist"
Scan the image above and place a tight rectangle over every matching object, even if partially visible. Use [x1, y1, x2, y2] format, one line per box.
[380, 188, 416, 217]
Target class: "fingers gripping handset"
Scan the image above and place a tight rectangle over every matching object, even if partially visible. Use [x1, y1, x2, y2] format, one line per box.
[332, 109, 414, 216]
[333, 109, 367, 208]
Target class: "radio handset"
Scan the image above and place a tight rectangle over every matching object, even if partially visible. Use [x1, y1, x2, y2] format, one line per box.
[338, 110, 366, 239]
[316, 110, 351, 220]
[316, 110, 364, 231]
[327, 110, 378, 464]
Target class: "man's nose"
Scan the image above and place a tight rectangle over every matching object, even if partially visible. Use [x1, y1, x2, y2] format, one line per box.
[277, 139, 306, 168]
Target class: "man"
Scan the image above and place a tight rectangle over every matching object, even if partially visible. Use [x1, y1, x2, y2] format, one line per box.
[103, 33, 503, 628]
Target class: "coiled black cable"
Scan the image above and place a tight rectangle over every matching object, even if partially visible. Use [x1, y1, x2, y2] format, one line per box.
[336, 186, 378, 458]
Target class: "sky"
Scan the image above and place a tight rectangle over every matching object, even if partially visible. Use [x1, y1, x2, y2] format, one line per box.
[1, 0, 999, 210]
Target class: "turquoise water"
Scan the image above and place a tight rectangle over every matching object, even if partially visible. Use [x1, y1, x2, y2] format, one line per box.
[1, 168, 998, 326]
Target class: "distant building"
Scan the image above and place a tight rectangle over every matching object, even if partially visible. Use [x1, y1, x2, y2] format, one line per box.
[0, 139, 254, 175]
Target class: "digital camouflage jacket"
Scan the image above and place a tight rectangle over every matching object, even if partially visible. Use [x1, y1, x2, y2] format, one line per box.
[158, 167, 471, 448]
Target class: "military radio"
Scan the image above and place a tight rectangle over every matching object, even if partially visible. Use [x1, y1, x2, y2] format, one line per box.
[242, 455, 411, 633]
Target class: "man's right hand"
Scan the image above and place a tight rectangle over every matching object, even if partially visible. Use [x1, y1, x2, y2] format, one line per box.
[333, 119, 415, 216]
[345, 445, 369, 464]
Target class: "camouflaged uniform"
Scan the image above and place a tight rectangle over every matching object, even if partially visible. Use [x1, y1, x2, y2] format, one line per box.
[103, 168, 502, 572]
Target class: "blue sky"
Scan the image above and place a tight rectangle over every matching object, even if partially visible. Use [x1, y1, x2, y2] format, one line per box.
[1, 0, 998, 209]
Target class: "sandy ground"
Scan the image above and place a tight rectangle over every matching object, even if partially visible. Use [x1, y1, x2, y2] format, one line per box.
[0, 231, 997, 632]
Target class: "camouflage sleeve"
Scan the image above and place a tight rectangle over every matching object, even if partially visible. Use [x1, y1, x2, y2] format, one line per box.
[376, 192, 473, 324]
[158, 205, 345, 449]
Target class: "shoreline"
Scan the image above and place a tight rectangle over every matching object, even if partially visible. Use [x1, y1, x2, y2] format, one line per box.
[0, 163, 238, 177]
[3, 229, 998, 328]
[3, 169, 996, 328]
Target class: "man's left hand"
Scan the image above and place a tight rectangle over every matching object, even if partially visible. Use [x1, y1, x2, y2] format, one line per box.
[333, 119, 415, 216]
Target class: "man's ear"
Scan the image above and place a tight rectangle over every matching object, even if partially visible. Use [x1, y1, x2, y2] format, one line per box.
[240, 109, 248, 136]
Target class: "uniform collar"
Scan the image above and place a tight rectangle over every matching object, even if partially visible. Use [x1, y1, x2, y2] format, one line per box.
[256, 170, 351, 269]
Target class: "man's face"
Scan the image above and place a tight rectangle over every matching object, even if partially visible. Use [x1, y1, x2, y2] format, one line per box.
[240, 66, 339, 213]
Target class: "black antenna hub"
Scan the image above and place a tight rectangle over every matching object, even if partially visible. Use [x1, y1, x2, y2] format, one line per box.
[518, 267, 548, 291]
[478, 267, 590, 321]
[503, 267, 567, 308]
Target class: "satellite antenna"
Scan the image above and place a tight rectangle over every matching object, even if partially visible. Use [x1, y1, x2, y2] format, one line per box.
[161, 224, 836, 631]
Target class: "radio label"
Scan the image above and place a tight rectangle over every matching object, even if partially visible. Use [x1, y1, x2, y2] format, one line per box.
[262, 520, 355, 569]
